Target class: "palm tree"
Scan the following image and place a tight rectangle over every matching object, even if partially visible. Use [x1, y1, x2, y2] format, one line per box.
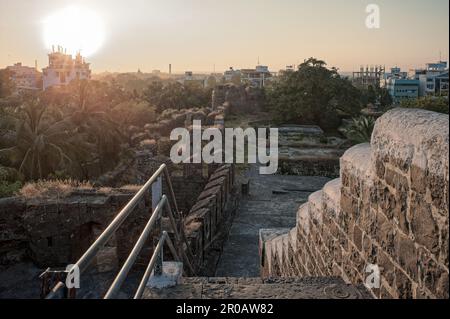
[67, 80, 125, 174]
[0, 98, 92, 180]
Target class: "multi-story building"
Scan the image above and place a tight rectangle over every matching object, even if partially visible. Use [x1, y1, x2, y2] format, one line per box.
[409, 61, 449, 97]
[386, 78, 420, 104]
[224, 67, 241, 83]
[382, 67, 408, 87]
[42, 46, 91, 90]
[352, 65, 385, 89]
[179, 71, 207, 87]
[6, 62, 42, 91]
[240, 65, 273, 88]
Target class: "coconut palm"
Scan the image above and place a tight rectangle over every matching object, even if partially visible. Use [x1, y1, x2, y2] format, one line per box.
[67, 80, 126, 173]
[0, 97, 93, 180]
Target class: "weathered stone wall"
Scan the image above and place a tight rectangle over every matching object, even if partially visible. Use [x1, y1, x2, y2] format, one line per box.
[260, 108, 449, 299]
[0, 188, 145, 268]
[278, 157, 340, 178]
[212, 84, 263, 114]
[276, 126, 348, 178]
[184, 164, 236, 273]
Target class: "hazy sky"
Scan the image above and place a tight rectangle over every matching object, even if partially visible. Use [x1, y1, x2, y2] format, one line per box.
[0, 0, 448, 73]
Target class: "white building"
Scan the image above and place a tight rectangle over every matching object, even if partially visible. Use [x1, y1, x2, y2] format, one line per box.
[42, 47, 91, 90]
[6, 62, 42, 91]
[409, 61, 449, 97]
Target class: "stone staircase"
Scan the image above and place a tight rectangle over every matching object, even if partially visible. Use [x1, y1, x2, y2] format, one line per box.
[259, 109, 449, 299]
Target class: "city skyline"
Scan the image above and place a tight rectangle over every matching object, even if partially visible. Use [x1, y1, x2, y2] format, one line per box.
[0, 0, 449, 73]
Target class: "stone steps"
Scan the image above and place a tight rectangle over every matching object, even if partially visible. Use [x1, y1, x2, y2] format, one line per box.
[142, 276, 372, 299]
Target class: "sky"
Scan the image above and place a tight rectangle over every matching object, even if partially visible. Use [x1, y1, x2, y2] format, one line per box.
[0, 0, 448, 73]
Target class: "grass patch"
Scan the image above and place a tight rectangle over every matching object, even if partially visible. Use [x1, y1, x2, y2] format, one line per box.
[19, 180, 93, 200]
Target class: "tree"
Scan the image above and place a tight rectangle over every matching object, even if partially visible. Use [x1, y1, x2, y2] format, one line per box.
[0, 69, 14, 98]
[143, 81, 211, 111]
[0, 97, 92, 180]
[67, 80, 125, 176]
[266, 57, 362, 129]
[361, 85, 392, 109]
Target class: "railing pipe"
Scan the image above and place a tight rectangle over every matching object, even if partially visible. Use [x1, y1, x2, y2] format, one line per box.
[45, 281, 65, 300]
[103, 196, 167, 299]
[133, 231, 169, 299]
[164, 201, 196, 275]
[73, 165, 167, 274]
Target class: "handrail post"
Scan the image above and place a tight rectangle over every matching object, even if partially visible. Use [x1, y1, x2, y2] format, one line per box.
[154, 210, 163, 276]
[163, 167, 180, 217]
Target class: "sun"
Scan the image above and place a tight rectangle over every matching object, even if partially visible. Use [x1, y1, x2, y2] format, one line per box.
[43, 6, 105, 57]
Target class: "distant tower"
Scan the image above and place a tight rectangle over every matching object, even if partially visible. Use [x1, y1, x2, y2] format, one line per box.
[35, 60, 38, 70]
[169, 64, 172, 75]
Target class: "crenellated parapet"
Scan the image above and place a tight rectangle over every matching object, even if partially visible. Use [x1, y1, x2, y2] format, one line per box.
[260, 108, 449, 299]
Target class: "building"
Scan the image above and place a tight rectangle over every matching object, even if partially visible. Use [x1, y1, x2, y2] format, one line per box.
[382, 67, 408, 87]
[42, 46, 91, 90]
[240, 65, 273, 88]
[6, 62, 42, 91]
[179, 71, 207, 87]
[409, 61, 449, 97]
[352, 65, 385, 89]
[224, 67, 241, 83]
[386, 78, 420, 104]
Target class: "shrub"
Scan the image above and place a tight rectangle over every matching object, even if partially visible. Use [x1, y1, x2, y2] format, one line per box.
[341, 116, 376, 144]
[400, 96, 449, 114]
[0, 180, 22, 198]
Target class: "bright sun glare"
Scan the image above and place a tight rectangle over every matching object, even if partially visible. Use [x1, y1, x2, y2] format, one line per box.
[43, 6, 105, 57]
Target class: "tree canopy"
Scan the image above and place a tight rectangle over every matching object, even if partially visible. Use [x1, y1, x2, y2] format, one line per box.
[266, 58, 362, 129]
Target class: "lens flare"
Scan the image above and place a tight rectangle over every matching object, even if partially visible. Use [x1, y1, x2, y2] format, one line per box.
[43, 6, 105, 57]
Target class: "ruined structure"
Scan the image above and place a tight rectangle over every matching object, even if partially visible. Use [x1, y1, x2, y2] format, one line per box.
[211, 84, 263, 113]
[278, 125, 349, 177]
[261, 108, 449, 299]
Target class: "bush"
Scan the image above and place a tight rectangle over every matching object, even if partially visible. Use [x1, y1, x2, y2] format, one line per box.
[0, 180, 22, 198]
[400, 96, 449, 114]
[341, 116, 376, 144]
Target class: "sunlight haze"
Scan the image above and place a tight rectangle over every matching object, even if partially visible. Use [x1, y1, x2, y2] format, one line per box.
[0, 0, 448, 73]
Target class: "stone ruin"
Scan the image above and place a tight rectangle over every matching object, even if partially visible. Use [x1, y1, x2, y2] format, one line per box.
[277, 125, 350, 177]
[0, 162, 236, 273]
[0, 93, 236, 277]
[260, 108, 449, 299]
[212, 84, 263, 114]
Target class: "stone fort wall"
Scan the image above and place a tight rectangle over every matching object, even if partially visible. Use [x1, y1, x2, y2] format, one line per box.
[261, 108, 449, 299]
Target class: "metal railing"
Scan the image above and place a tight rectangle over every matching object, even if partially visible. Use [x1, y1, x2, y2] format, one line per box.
[42, 164, 195, 299]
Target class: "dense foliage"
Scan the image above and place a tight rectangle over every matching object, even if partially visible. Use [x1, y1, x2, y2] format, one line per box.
[0, 69, 14, 98]
[360, 85, 393, 109]
[341, 116, 376, 143]
[143, 81, 212, 112]
[266, 58, 363, 130]
[0, 80, 142, 181]
[400, 96, 449, 114]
